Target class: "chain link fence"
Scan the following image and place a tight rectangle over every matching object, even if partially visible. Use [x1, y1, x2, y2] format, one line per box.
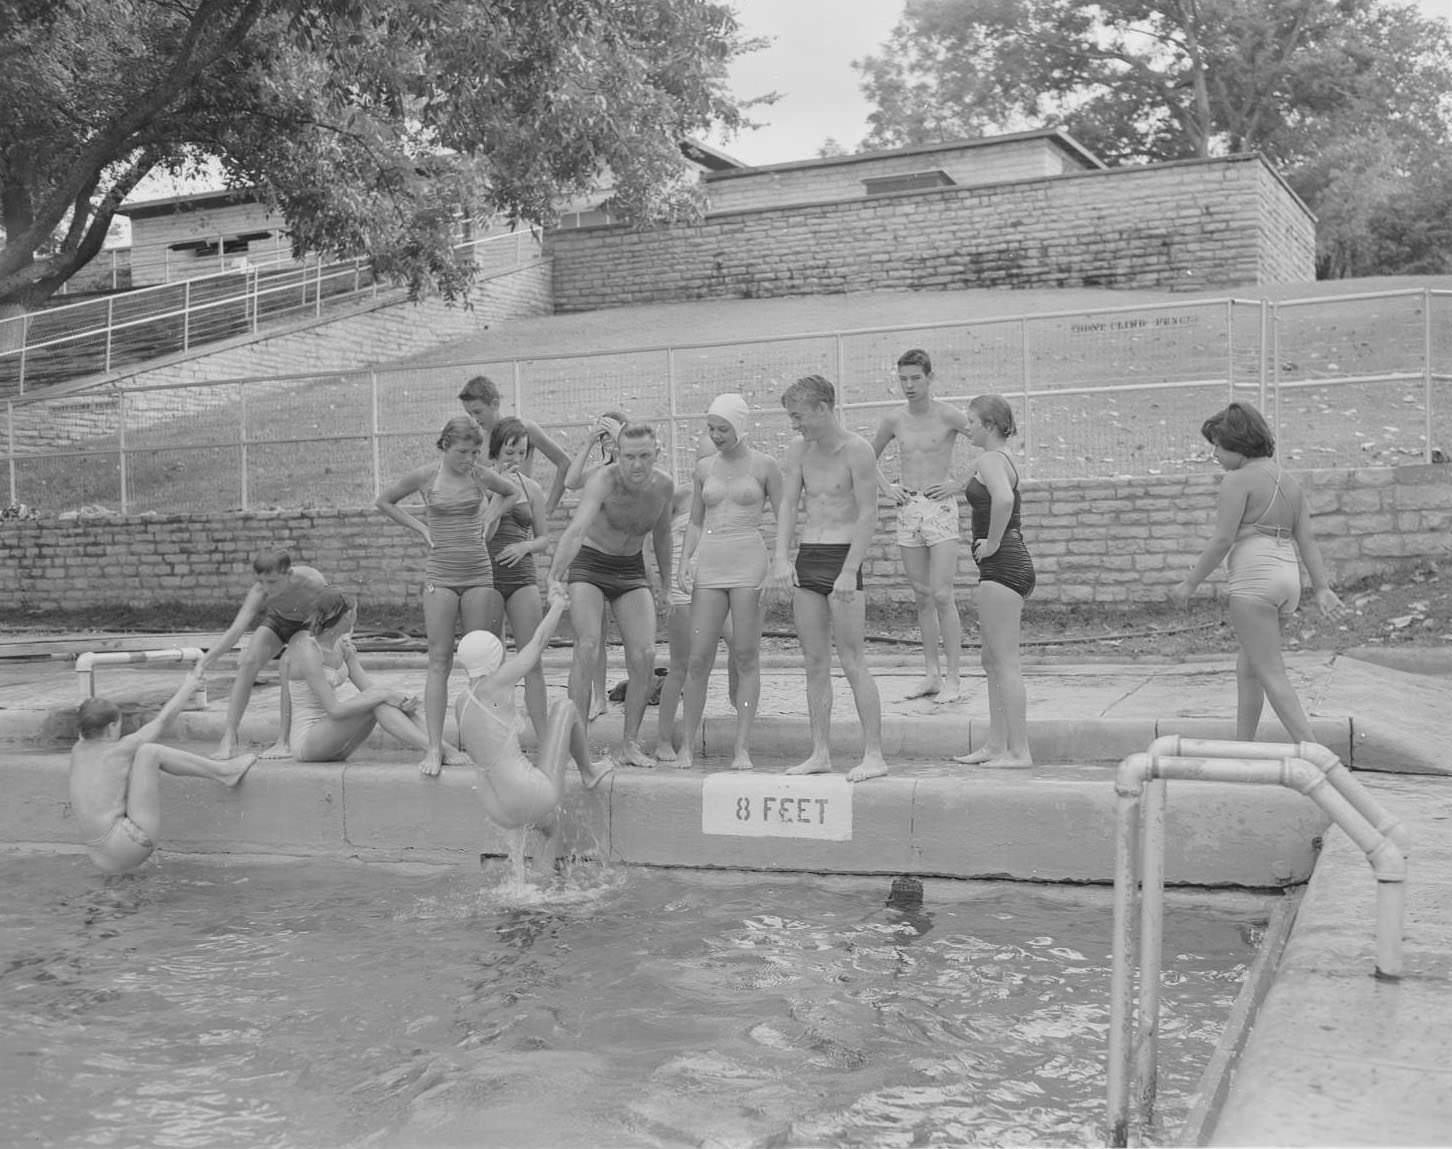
[3, 289, 1448, 514]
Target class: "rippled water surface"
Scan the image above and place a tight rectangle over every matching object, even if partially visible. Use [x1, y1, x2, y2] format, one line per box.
[0, 853, 1267, 1148]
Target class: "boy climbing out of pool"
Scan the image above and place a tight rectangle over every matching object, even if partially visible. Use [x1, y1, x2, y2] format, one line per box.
[454, 584, 613, 868]
[70, 667, 255, 875]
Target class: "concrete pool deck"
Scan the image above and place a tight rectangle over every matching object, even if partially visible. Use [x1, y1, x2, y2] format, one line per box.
[1, 641, 1451, 1144]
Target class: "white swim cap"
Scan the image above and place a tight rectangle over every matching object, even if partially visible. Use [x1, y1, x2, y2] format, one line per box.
[707, 392, 750, 441]
[456, 630, 505, 679]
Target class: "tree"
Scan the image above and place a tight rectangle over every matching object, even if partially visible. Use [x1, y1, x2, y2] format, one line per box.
[854, 0, 1452, 275]
[0, 0, 763, 314]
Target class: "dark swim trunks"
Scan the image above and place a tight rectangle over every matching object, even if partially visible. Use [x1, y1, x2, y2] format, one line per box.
[257, 610, 310, 645]
[794, 543, 864, 597]
[567, 545, 650, 602]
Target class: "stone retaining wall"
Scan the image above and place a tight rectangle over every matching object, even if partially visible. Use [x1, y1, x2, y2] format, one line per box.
[4, 464, 1444, 611]
[547, 155, 1314, 312]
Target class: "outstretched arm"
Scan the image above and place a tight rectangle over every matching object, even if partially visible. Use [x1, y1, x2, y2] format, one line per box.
[119, 666, 206, 752]
[196, 583, 265, 673]
[492, 586, 569, 684]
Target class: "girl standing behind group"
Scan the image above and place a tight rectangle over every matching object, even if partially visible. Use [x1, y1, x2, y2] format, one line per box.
[674, 393, 782, 771]
[485, 417, 553, 742]
[1169, 402, 1344, 742]
[954, 394, 1035, 769]
[377, 416, 517, 776]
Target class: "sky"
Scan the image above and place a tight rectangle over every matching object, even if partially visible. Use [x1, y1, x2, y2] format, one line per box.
[713, 0, 1452, 168]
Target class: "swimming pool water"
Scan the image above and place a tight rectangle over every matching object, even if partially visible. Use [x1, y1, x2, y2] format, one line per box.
[0, 852, 1268, 1148]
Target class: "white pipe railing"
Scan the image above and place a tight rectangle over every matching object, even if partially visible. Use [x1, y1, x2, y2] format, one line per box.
[1106, 735, 1409, 1147]
[76, 646, 208, 707]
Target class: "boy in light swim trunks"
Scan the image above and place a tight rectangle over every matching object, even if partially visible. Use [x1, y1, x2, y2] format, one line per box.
[70, 667, 255, 875]
[455, 586, 613, 870]
[768, 375, 888, 783]
[871, 349, 972, 703]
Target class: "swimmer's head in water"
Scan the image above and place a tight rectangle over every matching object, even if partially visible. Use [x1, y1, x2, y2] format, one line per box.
[456, 630, 505, 679]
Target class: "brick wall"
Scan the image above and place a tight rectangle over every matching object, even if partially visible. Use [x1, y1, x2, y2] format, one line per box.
[547, 154, 1314, 313]
[5, 464, 1444, 612]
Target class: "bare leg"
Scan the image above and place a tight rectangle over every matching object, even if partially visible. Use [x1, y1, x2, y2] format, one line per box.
[927, 540, 963, 702]
[261, 649, 294, 759]
[977, 582, 1032, 768]
[504, 586, 549, 743]
[833, 590, 887, 782]
[726, 585, 763, 770]
[1235, 644, 1267, 742]
[900, 544, 941, 698]
[567, 582, 607, 737]
[612, 587, 658, 767]
[678, 589, 730, 771]
[213, 627, 282, 758]
[1228, 597, 1315, 742]
[295, 711, 378, 762]
[591, 614, 609, 719]
[722, 612, 740, 709]
[128, 744, 256, 840]
[540, 698, 613, 789]
[654, 602, 691, 762]
[369, 701, 464, 760]
[419, 586, 462, 777]
[786, 588, 834, 775]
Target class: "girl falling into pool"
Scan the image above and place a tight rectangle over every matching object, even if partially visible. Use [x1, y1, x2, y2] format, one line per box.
[953, 394, 1035, 769]
[1169, 402, 1345, 742]
[377, 416, 518, 775]
[454, 585, 613, 870]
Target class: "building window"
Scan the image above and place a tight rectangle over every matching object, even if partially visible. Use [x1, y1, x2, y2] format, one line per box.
[861, 170, 956, 196]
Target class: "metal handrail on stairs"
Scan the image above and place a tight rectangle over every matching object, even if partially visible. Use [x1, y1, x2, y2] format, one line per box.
[1106, 735, 1409, 1147]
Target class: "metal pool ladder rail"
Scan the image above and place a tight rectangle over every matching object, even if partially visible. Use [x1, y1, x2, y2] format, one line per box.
[1106, 735, 1410, 1147]
[76, 646, 208, 708]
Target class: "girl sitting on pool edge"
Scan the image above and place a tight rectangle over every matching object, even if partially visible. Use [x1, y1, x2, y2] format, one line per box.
[454, 584, 614, 870]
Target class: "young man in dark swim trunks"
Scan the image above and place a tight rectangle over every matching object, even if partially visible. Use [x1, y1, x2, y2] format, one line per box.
[200, 550, 327, 760]
[548, 422, 674, 768]
[768, 375, 888, 783]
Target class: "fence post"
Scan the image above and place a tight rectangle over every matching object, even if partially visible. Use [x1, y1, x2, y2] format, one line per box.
[315, 260, 323, 318]
[105, 296, 115, 374]
[1258, 300, 1270, 411]
[239, 387, 249, 512]
[1424, 288, 1434, 464]
[370, 371, 382, 498]
[183, 280, 191, 352]
[117, 389, 129, 515]
[1225, 299, 1235, 402]
[6, 399, 15, 504]
[834, 333, 847, 413]
[251, 269, 260, 334]
[1270, 303, 1281, 449]
[16, 315, 27, 395]
[1020, 317, 1033, 467]
[666, 347, 680, 480]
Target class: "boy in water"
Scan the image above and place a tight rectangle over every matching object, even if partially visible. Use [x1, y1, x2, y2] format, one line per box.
[71, 667, 255, 874]
[454, 585, 612, 869]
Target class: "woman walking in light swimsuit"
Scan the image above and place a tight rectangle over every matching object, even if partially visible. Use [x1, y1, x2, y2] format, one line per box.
[674, 393, 783, 771]
[377, 416, 517, 775]
[272, 590, 462, 763]
[1169, 402, 1345, 742]
[486, 417, 553, 743]
[953, 394, 1035, 769]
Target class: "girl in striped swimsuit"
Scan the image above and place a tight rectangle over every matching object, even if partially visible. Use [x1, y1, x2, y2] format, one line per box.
[955, 394, 1035, 769]
[377, 416, 518, 776]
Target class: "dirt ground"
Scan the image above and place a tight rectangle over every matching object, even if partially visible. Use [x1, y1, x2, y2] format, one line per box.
[1, 561, 1446, 662]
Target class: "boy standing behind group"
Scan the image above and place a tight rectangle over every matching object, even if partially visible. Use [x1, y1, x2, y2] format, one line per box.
[871, 349, 972, 704]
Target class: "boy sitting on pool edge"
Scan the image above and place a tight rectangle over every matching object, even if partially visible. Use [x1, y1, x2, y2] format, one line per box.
[71, 667, 255, 875]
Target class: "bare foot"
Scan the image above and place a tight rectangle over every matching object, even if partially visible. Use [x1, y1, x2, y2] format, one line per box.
[443, 745, 472, 766]
[588, 698, 608, 721]
[785, 753, 832, 776]
[846, 755, 889, 783]
[259, 741, 292, 760]
[582, 757, 615, 789]
[655, 743, 679, 764]
[729, 750, 754, 771]
[223, 753, 257, 786]
[932, 681, 965, 705]
[951, 747, 1000, 765]
[210, 736, 239, 761]
[904, 677, 941, 700]
[620, 740, 655, 768]
[983, 753, 1034, 769]
[418, 748, 444, 777]
[670, 751, 694, 771]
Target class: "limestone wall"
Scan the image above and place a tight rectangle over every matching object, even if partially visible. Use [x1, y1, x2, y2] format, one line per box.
[547, 154, 1315, 313]
[4, 464, 1443, 612]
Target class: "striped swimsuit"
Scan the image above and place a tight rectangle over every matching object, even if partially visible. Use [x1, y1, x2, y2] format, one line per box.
[421, 471, 492, 592]
[487, 500, 537, 600]
[965, 451, 1036, 598]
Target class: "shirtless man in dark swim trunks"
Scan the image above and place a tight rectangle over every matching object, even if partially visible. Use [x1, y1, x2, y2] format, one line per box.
[548, 422, 674, 768]
[768, 375, 888, 783]
[201, 550, 327, 760]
